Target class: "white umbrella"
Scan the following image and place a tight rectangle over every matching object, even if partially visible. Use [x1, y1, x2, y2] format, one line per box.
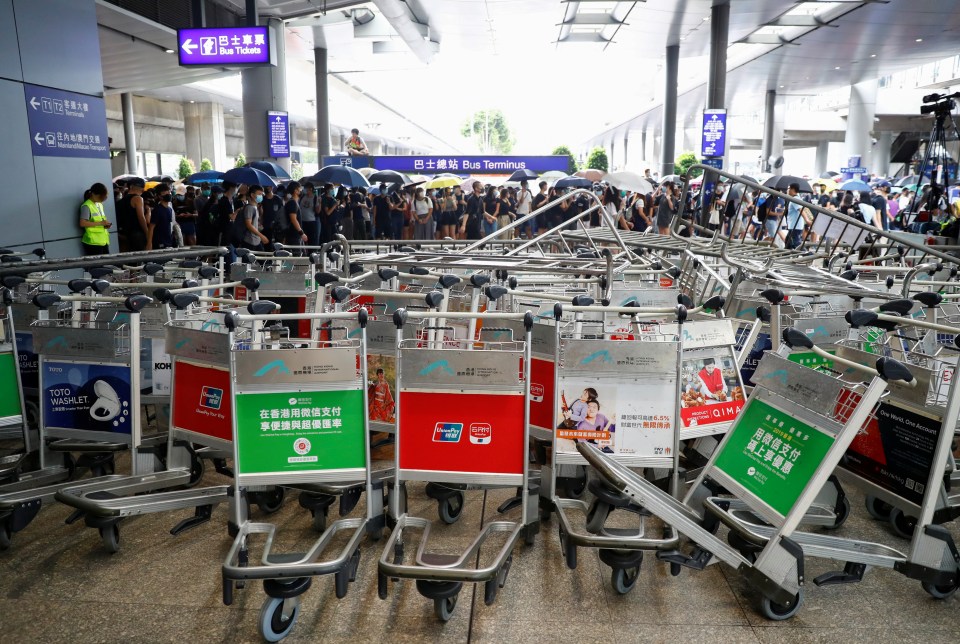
[603, 171, 654, 194]
[539, 170, 567, 188]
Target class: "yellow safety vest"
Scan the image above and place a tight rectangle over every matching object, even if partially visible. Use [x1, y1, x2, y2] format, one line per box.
[81, 199, 108, 246]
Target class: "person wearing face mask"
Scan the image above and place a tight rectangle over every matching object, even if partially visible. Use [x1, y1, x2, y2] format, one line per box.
[148, 187, 175, 250]
[78, 182, 112, 255]
[194, 185, 211, 216]
[284, 181, 308, 249]
[176, 186, 198, 247]
[231, 184, 269, 250]
[116, 177, 148, 251]
[260, 185, 285, 248]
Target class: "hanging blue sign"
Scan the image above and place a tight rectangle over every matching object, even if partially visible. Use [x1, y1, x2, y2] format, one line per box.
[701, 109, 727, 158]
[268, 111, 290, 158]
[23, 84, 109, 159]
[178, 26, 272, 66]
[323, 155, 569, 174]
[42, 361, 132, 434]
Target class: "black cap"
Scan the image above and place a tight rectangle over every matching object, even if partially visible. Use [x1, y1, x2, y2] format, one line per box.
[127, 177, 145, 188]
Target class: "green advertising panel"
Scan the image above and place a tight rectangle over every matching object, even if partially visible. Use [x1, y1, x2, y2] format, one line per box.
[235, 389, 365, 475]
[713, 398, 834, 516]
[787, 350, 835, 372]
[0, 352, 22, 418]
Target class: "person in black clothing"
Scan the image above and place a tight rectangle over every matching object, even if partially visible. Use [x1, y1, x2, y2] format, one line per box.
[260, 184, 285, 248]
[319, 185, 338, 243]
[215, 182, 237, 247]
[116, 177, 148, 252]
[284, 181, 308, 250]
[871, 186, 889, 231]
[532, 181, 549, 233]
[461, 181, 484, 240]
[373, 184, 392, 239]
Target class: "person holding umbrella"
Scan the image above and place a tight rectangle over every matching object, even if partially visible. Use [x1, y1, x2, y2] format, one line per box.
[78, 183, 112, 255]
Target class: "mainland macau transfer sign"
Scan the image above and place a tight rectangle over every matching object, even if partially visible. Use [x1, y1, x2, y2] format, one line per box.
[713, 398, 833, 517]
[234, 389, 365, 475]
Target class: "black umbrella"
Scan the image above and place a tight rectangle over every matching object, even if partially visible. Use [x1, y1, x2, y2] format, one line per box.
[554, 175, 593, 189]
[507, 168, 538, 182]
[763, 175, 813, 193]
[245, 161, 291, 180]
[369, 169, 411, 185]
[819, 171, 840, 179]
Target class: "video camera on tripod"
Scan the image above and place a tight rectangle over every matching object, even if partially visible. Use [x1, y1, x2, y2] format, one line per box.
[909, 92, 959, 216]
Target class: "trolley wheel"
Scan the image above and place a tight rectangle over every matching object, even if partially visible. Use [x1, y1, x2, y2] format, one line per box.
[865, 495, 893, 522]
[434, 594, 457, 622]
[825, 496, 850, 530]
[63, 452, 77, 480]
[438, 491, 464, 525]
[611, 565, 641, 595]
[559, 527, 577, 570]
[99, 524, 120, 554]
[922, 577, 960, 600]
[585, 501, 610, 535]
[186, 455, 205, 489]
[889, 508, 917, 539]
[670, 562, 682, 577]
[311, 508, 328, 533]
[565, 468, 587, 499]
[0, 517, 11, 551]
[759, 592, 803, 621]
[258, 488, 286, 514]
[259, 596, 301, 642]
[523, 522, 538, 546]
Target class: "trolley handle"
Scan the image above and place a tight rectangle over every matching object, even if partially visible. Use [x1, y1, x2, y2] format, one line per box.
[781, 328, 915, 386]
[31, 292, 151, 311]
[845, 309, 960, 336]
[154, 277, 260, 302]
[222, 306, 365, 331]
[720, 242, 775, 274]
[554, 296, 720, 319]
[392, 307, 533, 330]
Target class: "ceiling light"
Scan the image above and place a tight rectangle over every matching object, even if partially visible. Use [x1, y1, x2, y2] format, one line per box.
[702, 17, 709, 21]
[779, 85, 785, 88]
[189, 100, 195, 103]
[164, 48, 175, 54]
[834, 66, 840, 70]
[915, 38, 923, 42]
[870, 53, 876, 58]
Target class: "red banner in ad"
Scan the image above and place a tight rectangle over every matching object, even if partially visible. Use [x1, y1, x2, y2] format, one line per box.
[679, 399, 743, 428]
[172, 361, 233, 442]
[529, 357, 555, 431]
[398, 391, 525, 475]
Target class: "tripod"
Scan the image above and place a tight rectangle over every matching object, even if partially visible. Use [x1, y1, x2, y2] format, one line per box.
[907, 93, 960, 222]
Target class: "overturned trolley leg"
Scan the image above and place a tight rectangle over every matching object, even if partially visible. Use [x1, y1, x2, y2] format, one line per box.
[220, 308, 377, 642]
[378, 309, 536, 621]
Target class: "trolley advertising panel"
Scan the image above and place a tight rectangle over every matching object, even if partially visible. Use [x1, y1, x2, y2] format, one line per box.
[41, 361, 132, 434]
[171, 359, 233, 444]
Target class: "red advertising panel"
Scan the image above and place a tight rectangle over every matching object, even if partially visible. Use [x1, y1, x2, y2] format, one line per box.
[398, 391, 525, 475]
[172, 361, 233, 442]
[529, 357, 555, 431]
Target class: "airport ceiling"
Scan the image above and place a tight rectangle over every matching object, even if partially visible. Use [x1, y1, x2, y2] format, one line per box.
[97, 0, 960, 145]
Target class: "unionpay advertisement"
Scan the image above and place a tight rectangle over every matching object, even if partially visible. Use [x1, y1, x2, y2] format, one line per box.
[42, 361, 132, 433]
[397, 391, 526, 475]
[171, 361, 232, 442]
[234, 389, 366, 475]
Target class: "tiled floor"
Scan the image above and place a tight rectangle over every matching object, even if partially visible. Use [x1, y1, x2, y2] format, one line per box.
[2, 453, 960, 643]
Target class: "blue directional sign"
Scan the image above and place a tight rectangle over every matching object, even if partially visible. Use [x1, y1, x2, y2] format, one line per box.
[323, 155, 570, 174]
[701, 109, 727, 158]
[701, 158, 723, 170]
[24, 84, 109, 159]
[268, 111, 289, 158]
[178, 27, 272, 66]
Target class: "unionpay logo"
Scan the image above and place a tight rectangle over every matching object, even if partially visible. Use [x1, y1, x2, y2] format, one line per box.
[200, 386, 223, 410]
[293, 437, 311, 455]
[530, 383, 544, 402]
[433, 422, 463, 443]
[469, 423, 492, 445]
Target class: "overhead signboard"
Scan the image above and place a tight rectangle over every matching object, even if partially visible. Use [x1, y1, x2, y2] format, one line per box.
[268, 111, 290, 158]
[23, 84, 109, 159]
[701, 158, 723, 170]
[178, 26, 272, 67]
[701, 109, 727, 158]
[323, 155, 570, 174]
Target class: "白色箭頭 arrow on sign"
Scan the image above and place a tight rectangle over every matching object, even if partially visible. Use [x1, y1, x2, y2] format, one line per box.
[182, 39, 197, 55]
[29, 97, 39, 110]
[34, 133, 43, 145]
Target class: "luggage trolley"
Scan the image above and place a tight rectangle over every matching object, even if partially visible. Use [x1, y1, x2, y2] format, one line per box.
[575, 327, 915, 619]
[0, 287, 31, 481]
[221, 308, 380, 642]
[377, 309, 536, 621]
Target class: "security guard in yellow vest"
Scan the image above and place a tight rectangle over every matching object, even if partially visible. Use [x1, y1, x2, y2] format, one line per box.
[79, 182, 112, 255]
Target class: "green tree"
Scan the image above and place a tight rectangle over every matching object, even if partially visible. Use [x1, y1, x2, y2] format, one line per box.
[290, 162, 304, 181]
[551, 145, 579, 175]
[234, 152, 246, 169]
[199, 158, 214, 172]
[675, 151, 703, 178]
[460, 109, 514, 154]
[586, 146, 608, 173]
[177, 156, 195, 180]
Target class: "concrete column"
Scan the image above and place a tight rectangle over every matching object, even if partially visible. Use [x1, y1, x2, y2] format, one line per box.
[191, 0, 206, 26]
[814, 140, 830, 177]
[622, 134, 629, 170]
[241, 18, 290, 171]
[641, 130, 648, 165]
[845, 79, 878, 174]
[760, 89, 776, 173]
[609, 139, 615, 171]
[314, 47, 330, 158]
[875, 130, 892, 177]
[706, 2, 729, 113]
[121, 92, 137, 174]
[660, 44, 679, 176]
[184, 102, 227, 171]
[156, 153, 163, 174]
